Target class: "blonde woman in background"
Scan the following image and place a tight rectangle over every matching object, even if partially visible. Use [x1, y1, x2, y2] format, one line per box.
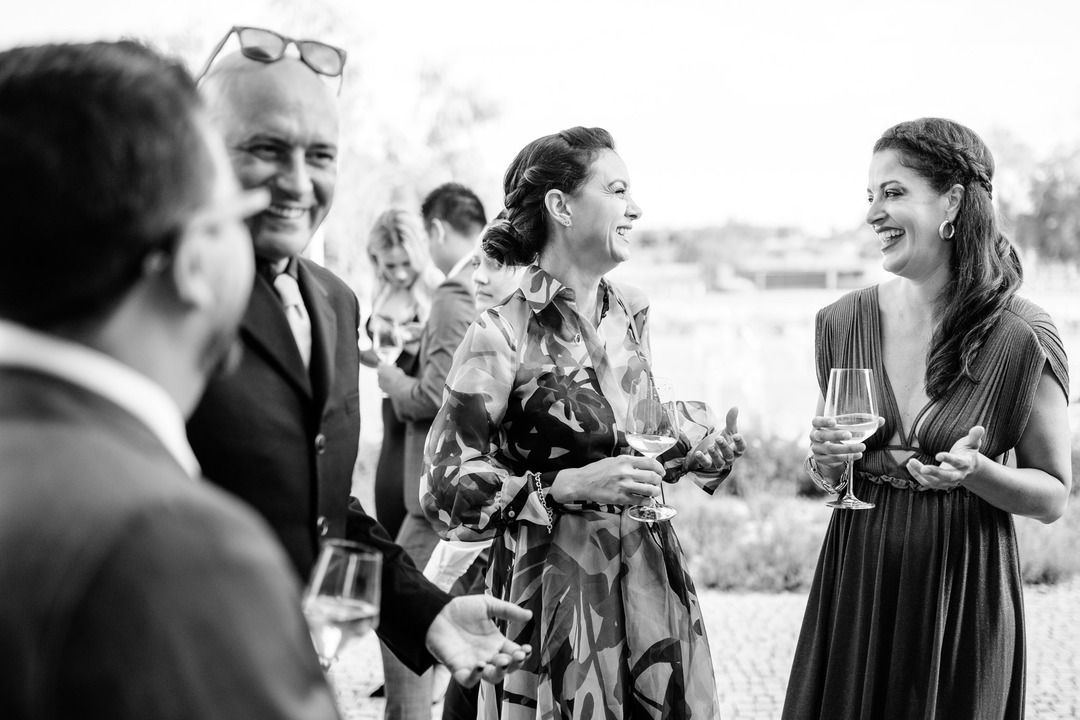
[362, 209, 443, 541]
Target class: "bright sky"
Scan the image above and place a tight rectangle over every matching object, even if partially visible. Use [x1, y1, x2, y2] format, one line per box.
[5, 0, 1080, 234]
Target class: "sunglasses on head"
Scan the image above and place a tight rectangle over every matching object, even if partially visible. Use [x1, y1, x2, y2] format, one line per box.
[195, 26, 347, 91]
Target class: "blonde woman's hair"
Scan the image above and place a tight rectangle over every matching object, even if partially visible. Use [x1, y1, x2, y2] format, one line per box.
[366, 208, 442, 322]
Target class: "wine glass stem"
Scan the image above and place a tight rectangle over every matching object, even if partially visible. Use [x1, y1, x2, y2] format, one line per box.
[843, 461, 855, 502]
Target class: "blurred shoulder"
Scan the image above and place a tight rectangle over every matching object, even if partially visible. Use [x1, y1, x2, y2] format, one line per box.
[818, 285, 877, 323]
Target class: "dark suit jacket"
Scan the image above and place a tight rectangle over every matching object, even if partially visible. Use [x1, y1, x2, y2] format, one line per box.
[389, 265, 476, 516]
[187, 257, 449, 672]
[0, 368, 338, 720]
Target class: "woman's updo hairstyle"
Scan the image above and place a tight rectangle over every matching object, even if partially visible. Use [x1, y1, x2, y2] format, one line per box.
[874, 118, 1023, 399]
[483, 126, 615, 266]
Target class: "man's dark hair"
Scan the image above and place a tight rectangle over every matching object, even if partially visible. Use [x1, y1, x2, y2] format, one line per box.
[421, 182, 486, 237]
[0, 40, 215, 329]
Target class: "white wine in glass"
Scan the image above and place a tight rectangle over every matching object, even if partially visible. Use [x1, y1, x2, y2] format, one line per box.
[823, 368, 877, 511]
[625, 376, 679, 523]
[303, 539, 381, 670]
[371, 316, 403, 366]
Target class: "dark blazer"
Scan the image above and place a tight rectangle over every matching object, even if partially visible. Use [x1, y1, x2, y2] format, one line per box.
[187, 257, 449, 672]
[0, 368, 338, 720]
[389, 265, 476, 516]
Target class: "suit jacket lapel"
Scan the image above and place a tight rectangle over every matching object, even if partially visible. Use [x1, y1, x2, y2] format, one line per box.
[242, 275, 313, 399]
[297, 260, 336, 410]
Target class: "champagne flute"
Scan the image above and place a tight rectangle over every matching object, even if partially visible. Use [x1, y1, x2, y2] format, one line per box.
[302, 539, 382, 671]
[625, 376, 679, 523]
[823, 368, 877, 511]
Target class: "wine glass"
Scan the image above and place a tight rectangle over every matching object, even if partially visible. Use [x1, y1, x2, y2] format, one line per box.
[371, 316, 403, 366]
[625, 375, 679, 523]
[302, 539, 382, 670]
[370, 317, 403, 398]
[823, 368, 877, 511]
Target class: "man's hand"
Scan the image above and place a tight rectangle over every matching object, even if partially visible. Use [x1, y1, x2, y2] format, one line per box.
[425, 595, 533, 688]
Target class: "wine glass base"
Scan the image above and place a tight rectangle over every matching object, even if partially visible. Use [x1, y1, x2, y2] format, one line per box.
[825, 497, 875, 510]
[627, 504, 678, 523]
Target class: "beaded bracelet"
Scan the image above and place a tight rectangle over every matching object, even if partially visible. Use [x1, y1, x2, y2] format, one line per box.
[804, 453, 845, 494]
[530, 471, 554, 531]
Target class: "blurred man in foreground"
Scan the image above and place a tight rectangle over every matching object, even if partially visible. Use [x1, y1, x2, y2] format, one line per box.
[0, 40, 341, 718]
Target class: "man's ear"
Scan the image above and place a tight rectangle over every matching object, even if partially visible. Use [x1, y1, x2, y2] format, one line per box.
[428, 218, 447, 245]
[168, 226, 216, 309]
[544, 189, 572, 227]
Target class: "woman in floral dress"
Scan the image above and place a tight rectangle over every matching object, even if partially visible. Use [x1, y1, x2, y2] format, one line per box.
[783, 118, 1072, 720]
[421, 127, 745, 719]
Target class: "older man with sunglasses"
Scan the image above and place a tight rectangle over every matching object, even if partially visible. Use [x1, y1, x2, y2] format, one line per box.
[186, 28, 531, 691]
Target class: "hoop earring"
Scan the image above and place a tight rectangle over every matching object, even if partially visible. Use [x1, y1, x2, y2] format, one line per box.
[938, 219, 956, 240]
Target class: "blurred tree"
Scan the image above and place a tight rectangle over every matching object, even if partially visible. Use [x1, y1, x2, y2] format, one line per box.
[1014, 146, 1080, 264]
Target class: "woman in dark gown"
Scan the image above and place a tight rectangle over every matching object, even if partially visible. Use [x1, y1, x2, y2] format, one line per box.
[783, 118, 1072, 720]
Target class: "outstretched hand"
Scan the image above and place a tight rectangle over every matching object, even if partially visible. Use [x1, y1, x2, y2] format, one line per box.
[425, 595, 533, 688]
[684, 406, 746, 473]
[907, 425, 985, 491]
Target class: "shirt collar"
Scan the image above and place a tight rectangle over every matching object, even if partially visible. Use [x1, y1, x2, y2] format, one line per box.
[0, 319, 200, 479]
[447, 252, 474, 281]
[517, 265, 611, 318]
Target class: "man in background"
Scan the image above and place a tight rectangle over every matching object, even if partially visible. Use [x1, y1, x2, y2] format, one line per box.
[0, 40, 339, 718]
[377, 182, 486, 718]
[187, 34, 529, 684]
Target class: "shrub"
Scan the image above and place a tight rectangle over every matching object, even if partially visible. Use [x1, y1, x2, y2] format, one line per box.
[669, 493, 829, 592]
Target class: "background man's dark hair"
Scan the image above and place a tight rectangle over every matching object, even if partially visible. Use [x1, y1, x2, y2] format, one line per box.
[0, 40, 214, 330]
[421, 182, 486, 237]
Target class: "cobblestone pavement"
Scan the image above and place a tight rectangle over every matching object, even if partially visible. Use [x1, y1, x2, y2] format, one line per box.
[331, 580, 1080, 719]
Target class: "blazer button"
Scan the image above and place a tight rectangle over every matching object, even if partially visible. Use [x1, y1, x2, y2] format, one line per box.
[317, 516, 329, 537]
[314, 433, 327, 454]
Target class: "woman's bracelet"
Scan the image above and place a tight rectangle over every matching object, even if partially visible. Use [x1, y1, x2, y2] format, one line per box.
[804, 453, 845, 494]
[530, 471, 554, 531]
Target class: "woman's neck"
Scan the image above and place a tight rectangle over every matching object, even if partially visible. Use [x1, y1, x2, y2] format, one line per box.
[538, 249, 603, 324]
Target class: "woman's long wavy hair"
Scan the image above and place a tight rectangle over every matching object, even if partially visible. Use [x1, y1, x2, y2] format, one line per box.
[482, 126, 615, 266]
[874, 117, 1023, 400]
[366, 208, 441, 321]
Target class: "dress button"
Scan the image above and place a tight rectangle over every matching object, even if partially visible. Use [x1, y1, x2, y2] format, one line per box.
[508, 510, 516, 518]
[316, 515, 329, 537]
[314, 433, 327, 454]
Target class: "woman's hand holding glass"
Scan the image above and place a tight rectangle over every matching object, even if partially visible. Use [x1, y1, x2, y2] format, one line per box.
[807, 415, 886, 491]
[548, 455, 664, 507]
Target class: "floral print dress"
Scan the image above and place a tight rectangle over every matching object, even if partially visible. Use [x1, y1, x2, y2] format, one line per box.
[421, 266, 722, 720]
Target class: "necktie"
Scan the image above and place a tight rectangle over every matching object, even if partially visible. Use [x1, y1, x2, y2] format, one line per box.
[272, 272, 312, 370]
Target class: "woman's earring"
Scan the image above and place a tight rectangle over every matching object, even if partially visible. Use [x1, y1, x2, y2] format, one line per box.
[563, 218, 571, 227]
[938, 219, 956, 240]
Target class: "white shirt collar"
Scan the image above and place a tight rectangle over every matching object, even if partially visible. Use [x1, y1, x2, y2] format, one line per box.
[0, 319, 200, 479]
[447, 252, 474, 282]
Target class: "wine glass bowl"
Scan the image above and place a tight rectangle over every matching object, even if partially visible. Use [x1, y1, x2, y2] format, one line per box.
[823, 368, 877, 511]
[302, 539, 382, 671]
[370, 316, 403, 366]
[625, 376, 679, 523]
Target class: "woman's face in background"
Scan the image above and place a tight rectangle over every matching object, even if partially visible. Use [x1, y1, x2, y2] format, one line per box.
[374, 245, 417, 289]
[473, 252, 524, 311]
